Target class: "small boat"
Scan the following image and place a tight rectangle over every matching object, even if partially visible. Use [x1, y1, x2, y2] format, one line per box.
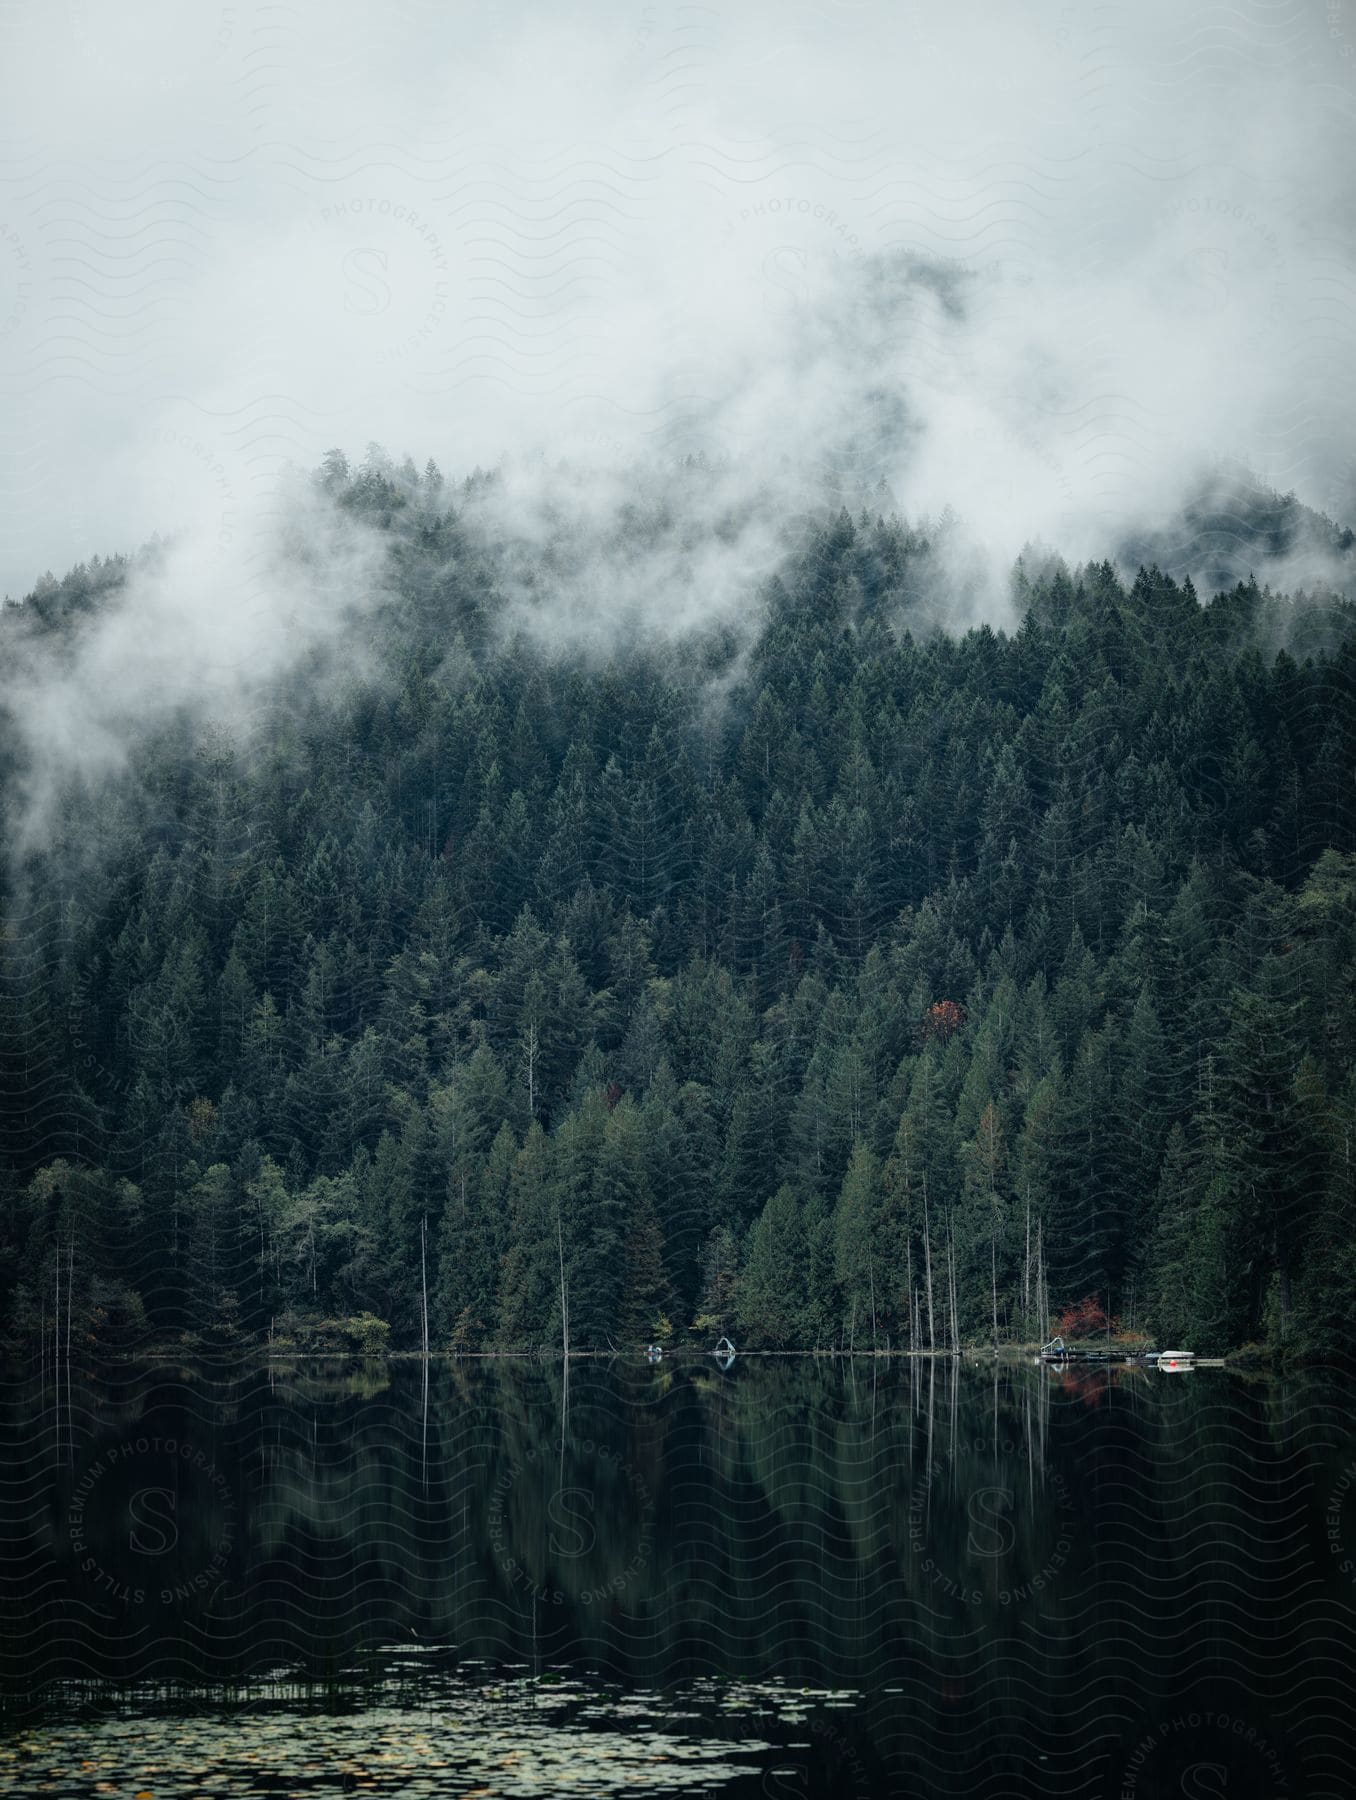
[1155, 1349, 1194, 1372]
[645, 1342, 664, 1363]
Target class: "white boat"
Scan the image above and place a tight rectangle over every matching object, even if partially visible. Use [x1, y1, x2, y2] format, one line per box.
[1156, 1349, 1195, 1372]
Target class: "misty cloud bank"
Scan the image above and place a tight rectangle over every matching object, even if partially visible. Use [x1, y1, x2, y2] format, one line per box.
[0, 473, 390, 859]
[1, 0, 1354, 849]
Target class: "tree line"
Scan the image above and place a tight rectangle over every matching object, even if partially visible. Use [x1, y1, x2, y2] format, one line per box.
[2, 448, 1354, 1358]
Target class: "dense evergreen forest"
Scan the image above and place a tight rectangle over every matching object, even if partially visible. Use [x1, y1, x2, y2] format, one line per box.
[2, 448, 1355, 1359]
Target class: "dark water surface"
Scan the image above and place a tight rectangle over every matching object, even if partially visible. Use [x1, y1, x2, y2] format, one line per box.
[2, 1355, 1354, 1797]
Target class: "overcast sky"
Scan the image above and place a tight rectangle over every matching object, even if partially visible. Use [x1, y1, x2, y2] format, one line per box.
[2, 0, 1354, 601]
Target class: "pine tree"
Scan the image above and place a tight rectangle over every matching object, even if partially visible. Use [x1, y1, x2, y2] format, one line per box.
[497, 1122, 556, 1347]
[833, 1141, 880, 1350]
[738, 1185, 807, 1348]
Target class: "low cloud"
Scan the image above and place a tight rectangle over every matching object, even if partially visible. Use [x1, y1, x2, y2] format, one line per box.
[1, 469, 388, 859]
[1, 0, 1354, 848]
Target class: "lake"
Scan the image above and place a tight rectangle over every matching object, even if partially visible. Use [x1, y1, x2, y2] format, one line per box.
[1, 1355, 1353, 1797]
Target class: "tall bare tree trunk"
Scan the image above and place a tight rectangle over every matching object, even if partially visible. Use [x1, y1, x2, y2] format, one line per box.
[991, 1229, 999, 1356]
[556, 1204, 569, 1362]
[420, 1214, 429, 1357]
[524, 1021, 539, 1121]
[922, 1177, 936, 1353]
[947, 1213, 959, 1354]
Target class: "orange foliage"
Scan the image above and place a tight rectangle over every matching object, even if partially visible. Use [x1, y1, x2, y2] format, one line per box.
[923, 999, 965, 1043]
[1053, 1294, 1110, 1338]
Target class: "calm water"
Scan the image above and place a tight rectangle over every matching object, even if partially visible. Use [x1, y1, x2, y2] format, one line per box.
[2, 1355, 1354, 1797]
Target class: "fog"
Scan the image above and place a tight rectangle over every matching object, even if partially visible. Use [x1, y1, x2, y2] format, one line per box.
[1, 0, 1354, 828]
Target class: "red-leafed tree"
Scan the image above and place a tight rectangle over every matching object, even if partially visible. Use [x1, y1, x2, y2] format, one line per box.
[923, 999, 965, 1043]
[1053, 1294, 1110, 1338]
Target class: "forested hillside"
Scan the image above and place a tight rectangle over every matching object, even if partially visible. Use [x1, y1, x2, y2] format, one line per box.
[2, 450, 1355, 1359]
